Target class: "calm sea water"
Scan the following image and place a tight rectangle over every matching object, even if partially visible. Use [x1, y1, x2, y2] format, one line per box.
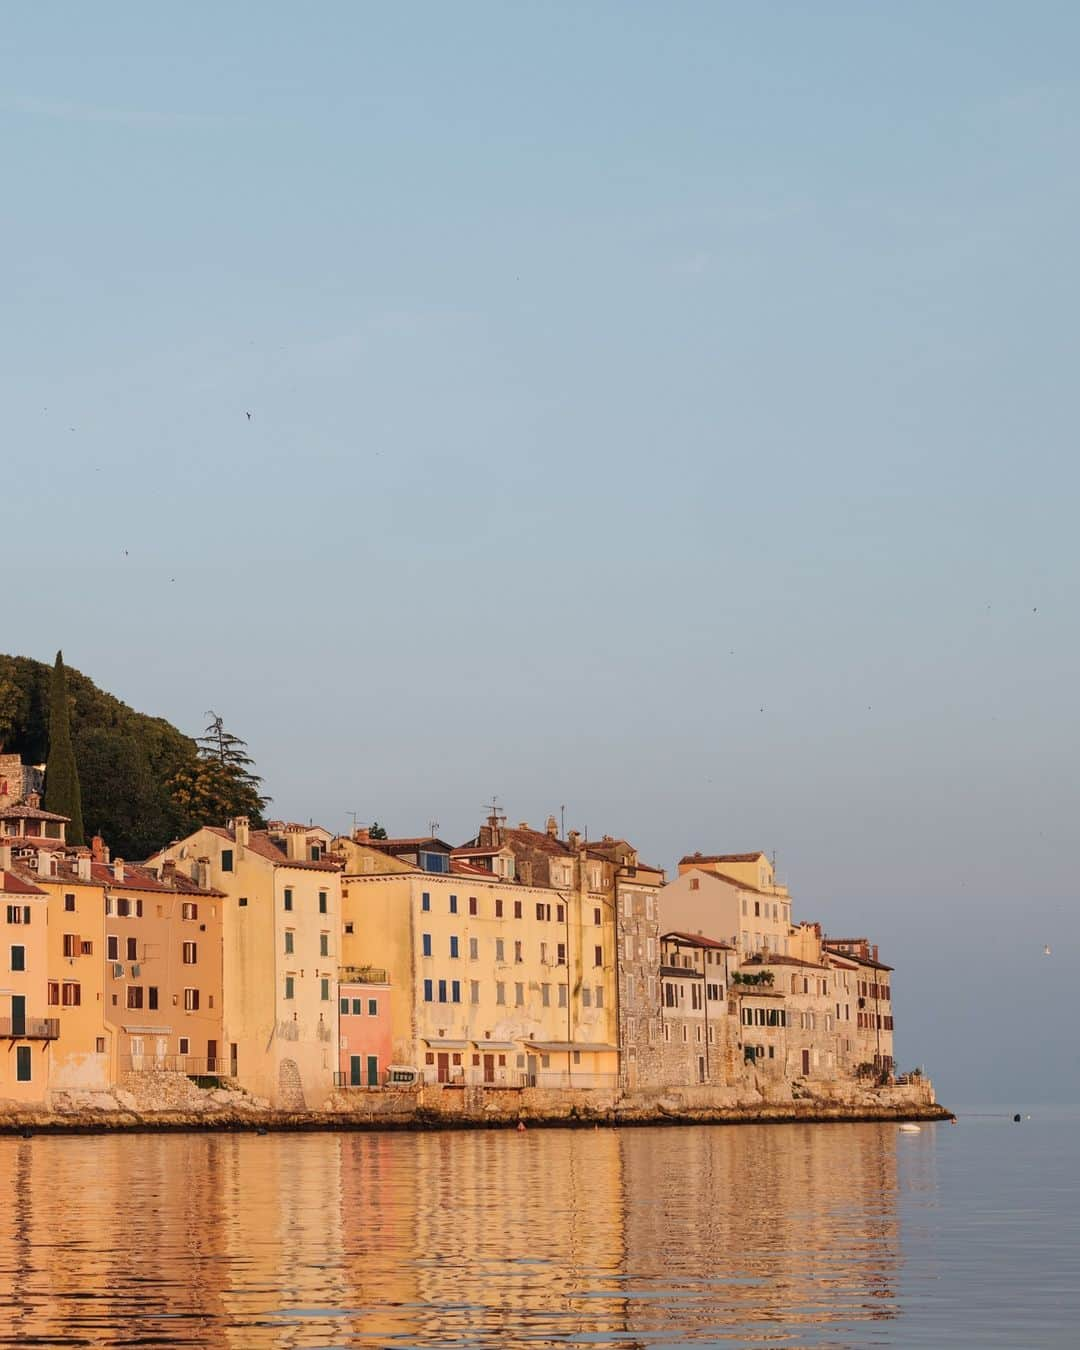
[1, 1110, 1077, 1348]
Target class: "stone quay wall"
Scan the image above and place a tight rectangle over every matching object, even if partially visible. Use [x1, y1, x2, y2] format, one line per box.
[0, 1074, 949, 1133]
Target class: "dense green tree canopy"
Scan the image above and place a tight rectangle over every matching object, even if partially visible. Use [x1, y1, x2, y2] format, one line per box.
[0, 653, 271, 858]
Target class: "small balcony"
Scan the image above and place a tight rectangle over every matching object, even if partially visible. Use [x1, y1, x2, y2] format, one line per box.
[0, 1016, 60, 1040]
[338, 965, 389, 985]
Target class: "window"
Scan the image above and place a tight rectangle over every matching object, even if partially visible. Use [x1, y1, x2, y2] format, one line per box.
[754, 901, 760, 917]
[239, 896, 248, 908]
[513, 900, 522, 919]
[541, 983, 551, 1007]
[593, 907, 601, 925]
[540, 940, 548, 964]
[321, 978, 330, 1001]
[148, 987, 158, 1010]
[284, 978, 294, 1001]
[449, 894, 458, 914]
[495, 938, 505, 962]
[319, 891, 328, 914]
[594, 945, 603, 967]
[183, 941, 197, 964]
[64, 893, 76, 912]
[182, 902, 198, 920]
[556, 942, 567, 965]
[470, 980, 480, 1004]
[495, 981, 506, 1005]
[451, 981, 461, 1004]
[449, 935, 459, 959]
[63, 933, 78, 958]
[468, 896, 478, 916]
[595, 986, 604, 1008]
[423, 979, 433, 1002]
[184, 988, 200, 1011]
[6, 905, 30, 925]
[690, 878, 699, 891]
[127, 986, 144, 1009]
[320, 932, 330, 957]
[495, 899, 503, 918]
[352, 998, 363, 1015]
[536, 903, 546, 921]
[513, 982, 523, 1006]
[340, 997, 350, 1015]
[63, 981, 82, 1007]
[81, 940, 93, 956]
[437, 979, 447, 1003]
[221, 849, 233, 872]
[10, 945, 25, 972]
[368, 998, 377, 1016]
[556, 904, 565, 922]
[422, 933, 432, 957]
[107, 936, 118, 961]
[179, 1037, 190, 1055]
[47, 981, 59, 1006]
[96, 1037, 106, 1054]
[558, 984, 568, 1008]
[283, 889, 293, 911]
[117, 899, 130, 918]
[284, 930, 295, 955]
[582, 987, 592, 1007]
[16, 1046, 31, 1083]
[469, 937, 478, 960]
[126, 937, 138, 962]
[514, 940, 523, 963]
[421, 892, 431, 911]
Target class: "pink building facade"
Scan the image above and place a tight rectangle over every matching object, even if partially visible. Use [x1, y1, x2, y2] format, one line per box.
[338, 969, 391, 1088]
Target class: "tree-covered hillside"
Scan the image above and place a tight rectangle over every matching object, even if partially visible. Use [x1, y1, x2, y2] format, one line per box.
[0, 653, 268, 859]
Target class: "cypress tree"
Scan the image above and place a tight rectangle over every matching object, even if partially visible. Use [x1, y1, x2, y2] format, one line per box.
[44, 650, 85, 845]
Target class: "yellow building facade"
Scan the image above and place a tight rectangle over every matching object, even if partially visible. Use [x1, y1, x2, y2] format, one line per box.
[335, 835, 619, 1088]
[150, 817, 342, 1108]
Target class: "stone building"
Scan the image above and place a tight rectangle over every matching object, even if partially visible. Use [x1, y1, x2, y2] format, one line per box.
[825, 938, 894, 1074]
[657, 932, 733, 1086]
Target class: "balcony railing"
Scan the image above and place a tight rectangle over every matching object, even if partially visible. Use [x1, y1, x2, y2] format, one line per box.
[119, 1054, 233, 1077]
[338, 965, 389, 985]
[332, 1071, 384, 1088]
[0, 1017, 59, 1040]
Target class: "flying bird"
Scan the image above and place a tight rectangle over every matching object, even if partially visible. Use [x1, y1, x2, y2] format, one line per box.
[245, 411, 253, 421]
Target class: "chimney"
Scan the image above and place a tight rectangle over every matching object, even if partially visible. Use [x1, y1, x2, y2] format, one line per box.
[37, 849, 53, 876]
[352, 826, 370, 843]
[91, 834, 108, 863]
[567, 829, 581, 850]
[161, 859, 177, 883]
[76, 852, 91, 882]
[195, 858, 210, 890]
[0, 842, 11, 871]
[26, 791, 40, 809]
[113, 857, 125, 883]
[232, 816, 250, 848]
[518, 821, 530, 831]
[546, 815, 558, 839]
[872, 944, 879, 963]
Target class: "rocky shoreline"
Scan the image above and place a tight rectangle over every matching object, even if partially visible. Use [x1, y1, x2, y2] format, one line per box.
[0, 1078, 951, 1135]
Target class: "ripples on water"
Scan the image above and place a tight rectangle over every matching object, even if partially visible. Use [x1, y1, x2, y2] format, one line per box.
[1, 1114, 1078, 1348]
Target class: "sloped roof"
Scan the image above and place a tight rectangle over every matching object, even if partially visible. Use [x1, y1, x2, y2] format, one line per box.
[662, 930, 733, 950]
[1, 869, 47, 896]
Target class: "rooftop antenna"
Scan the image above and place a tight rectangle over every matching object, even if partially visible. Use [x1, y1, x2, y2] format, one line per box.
[560, 803, 565, 838]
[348, 811, 365, 835]
[428, 819, 440, 838]
[483, 797, 505, 828]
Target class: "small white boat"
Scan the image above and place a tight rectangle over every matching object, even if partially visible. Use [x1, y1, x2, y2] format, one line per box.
[898, 1124, 922, 1134]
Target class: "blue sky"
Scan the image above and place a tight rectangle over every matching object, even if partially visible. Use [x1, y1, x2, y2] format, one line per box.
[4, 3, 1078, 1103]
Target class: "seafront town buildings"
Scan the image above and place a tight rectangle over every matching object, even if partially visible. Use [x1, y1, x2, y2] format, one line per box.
[148, 818, 342, 1108]
[0, 749, 905, 1104]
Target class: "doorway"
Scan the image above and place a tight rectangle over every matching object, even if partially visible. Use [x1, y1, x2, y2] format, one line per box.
[801, 1048, 810, 1076]
[437, 1052, 450, 1083]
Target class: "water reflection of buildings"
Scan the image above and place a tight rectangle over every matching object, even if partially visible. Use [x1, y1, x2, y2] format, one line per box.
[0, 1123, 908, 1348]
[618, 1123, 902, 1342]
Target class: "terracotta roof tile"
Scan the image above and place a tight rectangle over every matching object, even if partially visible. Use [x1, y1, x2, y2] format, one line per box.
[1, 869, 47, 896]
[662, 930, 733, 950]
